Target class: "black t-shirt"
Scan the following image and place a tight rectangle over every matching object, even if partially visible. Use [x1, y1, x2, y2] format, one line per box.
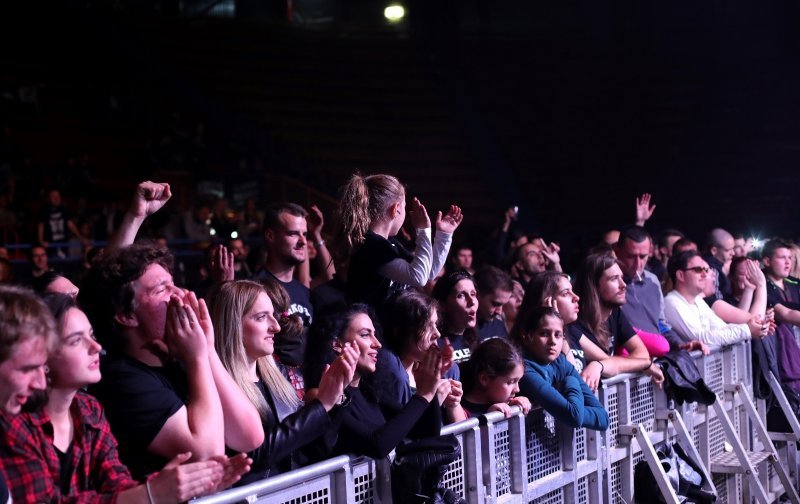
[39, 205, 72, 243]
[347, 231, 413, 309]
[55, 445, 73, 495]
[91, 357, 187, 479]
[439, 332, 472, 364]
[568, 308, 636, 360]
[254, 270, 313, 327]
[0, 470, 8, 504]
[477, 317, 508, 342]
[461, 399, 491, 418]
[564, 324, 588, 373]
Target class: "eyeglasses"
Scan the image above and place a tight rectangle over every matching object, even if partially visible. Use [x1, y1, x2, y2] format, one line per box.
[683, 266, 710, 274]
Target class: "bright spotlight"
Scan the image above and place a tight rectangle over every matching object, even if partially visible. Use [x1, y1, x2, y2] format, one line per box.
[231, 231, 239, 239]
[384, 4, 405, 22]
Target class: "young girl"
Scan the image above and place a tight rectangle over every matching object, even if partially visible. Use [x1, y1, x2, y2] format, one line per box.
[462, 338, 531, 418]
[339, 173, 463, 308]
[209, 280, 357, 485]
[432, 270, 479, 364]
[0, 293, 250, 503]
[370, 289, 467, 424]
[513, 306, 609, 430]
[304, 304, 451, 460]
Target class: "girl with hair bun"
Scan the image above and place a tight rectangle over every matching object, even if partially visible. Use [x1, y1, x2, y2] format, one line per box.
[338, 173, 463, 309]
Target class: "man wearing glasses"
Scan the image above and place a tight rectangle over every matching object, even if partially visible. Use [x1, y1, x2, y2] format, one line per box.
[664, 250, 768, 346]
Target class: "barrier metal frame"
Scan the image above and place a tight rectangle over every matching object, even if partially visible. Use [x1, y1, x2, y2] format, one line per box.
[194, 341, 800, 504]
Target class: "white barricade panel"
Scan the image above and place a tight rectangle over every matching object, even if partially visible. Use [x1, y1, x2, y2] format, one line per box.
[525, 410, 562, 483]
[439, 429, 468, 499]
[351, 458, 377, 504]
[492, 418, 513, 499]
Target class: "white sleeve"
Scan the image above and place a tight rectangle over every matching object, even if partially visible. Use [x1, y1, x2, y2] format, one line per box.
[378, 228, 432, 287]
[664, 293, 750, 346]
[429, 230, 453, 281]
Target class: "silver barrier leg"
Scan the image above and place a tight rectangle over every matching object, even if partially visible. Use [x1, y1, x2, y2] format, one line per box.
[736, 382, 800, 504]
[710, 397, 771, 503]
[619, 423, 681, 504]
[660, 408, 718, 497]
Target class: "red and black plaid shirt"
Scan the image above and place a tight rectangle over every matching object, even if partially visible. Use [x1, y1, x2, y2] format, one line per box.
[0, 391, 138, 503]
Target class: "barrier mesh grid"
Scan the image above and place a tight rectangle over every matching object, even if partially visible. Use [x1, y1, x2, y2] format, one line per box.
[352, 461, 374, 504]
[609, 460, 622, 503]
[630, 377, 656, 432]
[441, 433, 466, 498]
[526, 411, 562, 482]
[577, 476, 588, 502]
[706, 354, 724, 399]
[494, 420, 513, 498]
[281, 488, 330, 504]
[606, 384, 620, 448]
[575, 427, 586, 462]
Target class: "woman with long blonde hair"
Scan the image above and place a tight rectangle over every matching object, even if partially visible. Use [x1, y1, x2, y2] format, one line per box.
[210, 280, 357, 485]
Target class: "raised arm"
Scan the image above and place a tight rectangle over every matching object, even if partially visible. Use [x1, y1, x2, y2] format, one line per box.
[634, 193, 656, 227]
[307, 205, 336, 286]
[109, 181, 172, 250]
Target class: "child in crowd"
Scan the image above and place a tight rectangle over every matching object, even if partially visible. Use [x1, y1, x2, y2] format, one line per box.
[338, 173, 462, 309]
[514, 306, 609, 430]
[0, 293, 250, 502]
[209, 280, 357, 485]
[461, 338, 531, 417]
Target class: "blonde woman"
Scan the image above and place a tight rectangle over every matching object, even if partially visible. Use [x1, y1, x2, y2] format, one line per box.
[210, 280, 357, 485]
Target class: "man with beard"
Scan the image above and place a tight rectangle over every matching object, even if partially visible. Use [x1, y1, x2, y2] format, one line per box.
[568, 253, 664, 391]
[254, 203, 314, 366]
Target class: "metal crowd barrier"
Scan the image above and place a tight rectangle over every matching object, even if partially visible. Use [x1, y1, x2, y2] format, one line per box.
[196, 341, 797, 504]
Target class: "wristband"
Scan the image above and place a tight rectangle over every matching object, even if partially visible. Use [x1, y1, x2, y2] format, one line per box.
[596, 360, 604, 376]
[316, 239, 326, 248]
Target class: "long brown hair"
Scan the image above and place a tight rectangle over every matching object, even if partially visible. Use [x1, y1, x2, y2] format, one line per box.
[573, 253, 618, 348]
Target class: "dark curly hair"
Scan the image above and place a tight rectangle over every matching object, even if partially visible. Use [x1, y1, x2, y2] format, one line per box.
[78, 242, 173, 356]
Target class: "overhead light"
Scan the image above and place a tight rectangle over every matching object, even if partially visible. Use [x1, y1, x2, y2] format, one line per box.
[384, 4, 405, 22]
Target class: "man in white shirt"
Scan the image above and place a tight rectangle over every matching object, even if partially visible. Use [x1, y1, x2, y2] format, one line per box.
[664, 250, 767, 346]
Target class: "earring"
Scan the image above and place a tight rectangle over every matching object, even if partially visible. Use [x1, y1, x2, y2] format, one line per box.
[44, 365, 49, 374]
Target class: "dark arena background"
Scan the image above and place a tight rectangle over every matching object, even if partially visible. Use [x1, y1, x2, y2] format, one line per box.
[2, 0, 800, 271]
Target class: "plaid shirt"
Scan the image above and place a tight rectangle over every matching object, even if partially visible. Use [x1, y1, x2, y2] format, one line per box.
[0, 391, 138, 503]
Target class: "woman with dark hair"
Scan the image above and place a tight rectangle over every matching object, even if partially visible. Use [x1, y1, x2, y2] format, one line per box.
[512, 271, 581, 368]
[303, 303, 450, 460]
[369, 290, 467, 424]
[513, 306, 608, 430]
[569, 253, 664, 391]
[432, 270, 479, 364]
[31, 271, 79, 299]
[0, 293, 250, 503]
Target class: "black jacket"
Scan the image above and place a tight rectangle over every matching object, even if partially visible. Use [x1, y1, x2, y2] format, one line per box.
[656, 350, 716, 406]
[236, 383, 330, 486]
